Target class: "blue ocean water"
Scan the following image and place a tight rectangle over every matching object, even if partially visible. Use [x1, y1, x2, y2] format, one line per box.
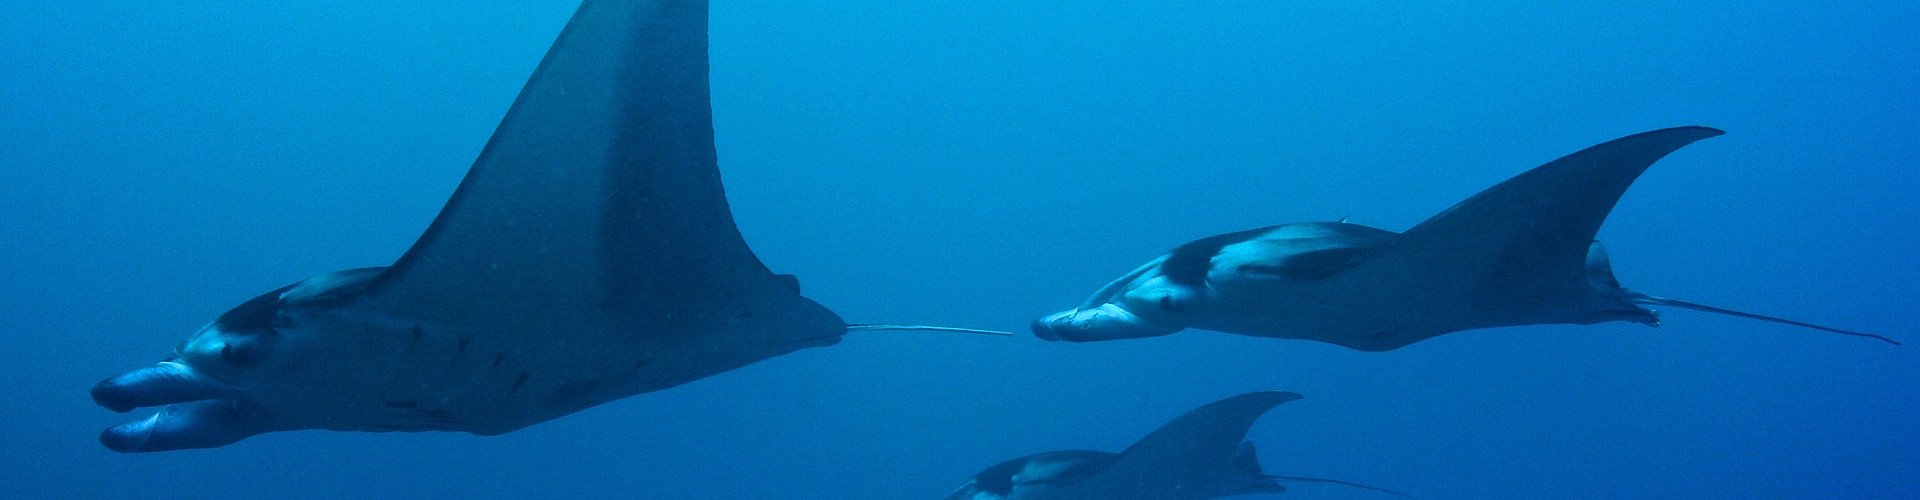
[3, 1, 1915, 498]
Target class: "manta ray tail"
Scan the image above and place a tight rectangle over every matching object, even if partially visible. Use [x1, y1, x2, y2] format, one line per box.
[1265, 474, 1413, 498]
[1587, 242, 1898, 345]
[1232, 438, 1407, 497]
[845, 324, 1013, 337]
[1231, 442, 1288, 495]
[1631, 295, 1898, 345]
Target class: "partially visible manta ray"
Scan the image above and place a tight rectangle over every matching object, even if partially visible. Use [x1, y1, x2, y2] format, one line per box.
[90, 0, 1004, 453]
[944, 391, 1407, 500]
[1032, 127, 1898, 350]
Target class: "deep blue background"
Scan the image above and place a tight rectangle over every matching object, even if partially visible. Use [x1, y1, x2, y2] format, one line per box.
[4, 1, 1915, 498]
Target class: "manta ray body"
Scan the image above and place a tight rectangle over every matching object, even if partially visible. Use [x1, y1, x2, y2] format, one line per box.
[91, 0, 1001, 453]
[945, 392, 1404, 500]
[1033, 127, 1895, 350]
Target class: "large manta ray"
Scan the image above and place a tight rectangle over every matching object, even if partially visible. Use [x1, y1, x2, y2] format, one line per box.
[1033, 127, 1897, 350]
[91, 0, 1000, 453]
[945, 391, 1406, 500]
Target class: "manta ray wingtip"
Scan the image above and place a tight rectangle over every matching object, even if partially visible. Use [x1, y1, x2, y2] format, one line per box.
[1662, 125, 1725, 137]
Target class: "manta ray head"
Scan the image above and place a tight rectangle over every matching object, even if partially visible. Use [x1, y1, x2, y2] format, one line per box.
[91, 267, 387, 452]
[1032, 274, 1196, 342]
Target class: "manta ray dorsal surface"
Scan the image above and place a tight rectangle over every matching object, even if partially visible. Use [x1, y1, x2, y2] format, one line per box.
[91, 0, 847, 452]
[361, 0, 848, 390]
[372, 0, 828, 341]
[945, 392, 1407, 500]
[1033, 126, 1895, 350]
[1369, 127, 1728, 319]
[1087, 391, 1304, 496]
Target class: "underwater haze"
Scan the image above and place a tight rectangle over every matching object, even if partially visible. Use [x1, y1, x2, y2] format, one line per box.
[3, 1, 1916, 498]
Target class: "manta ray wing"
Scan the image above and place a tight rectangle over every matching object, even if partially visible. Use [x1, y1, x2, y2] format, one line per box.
[1069, 391, 1302, 497]
[1338, 127, 1723, 338]
[365, 0, 842, 342]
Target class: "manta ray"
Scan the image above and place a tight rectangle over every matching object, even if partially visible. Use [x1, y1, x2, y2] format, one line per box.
[945, 391, 1406, 500]
[1033, 127, 1897, 350]
[90, 0, 1001, 453]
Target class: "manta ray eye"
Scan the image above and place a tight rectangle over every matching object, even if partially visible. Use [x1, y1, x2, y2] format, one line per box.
[220, 341, 263, 366]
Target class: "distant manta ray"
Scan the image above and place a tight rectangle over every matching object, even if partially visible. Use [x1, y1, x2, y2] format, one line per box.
[1033, 127, 1897, 350]
[90, 0, 1004, 453]
[945, 391, 1407, 500]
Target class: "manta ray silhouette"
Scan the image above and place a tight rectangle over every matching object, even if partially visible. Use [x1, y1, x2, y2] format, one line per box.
[90, 0, 1003, 453]
[1033, 127, 1897, 350]
[945, 392, 1407, 500]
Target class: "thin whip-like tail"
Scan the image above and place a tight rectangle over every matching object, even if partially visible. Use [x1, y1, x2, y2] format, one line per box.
[1267, 474, 1414, 498]
[847, 324, 1014, 337]
[1630, 294, 1898, 346]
